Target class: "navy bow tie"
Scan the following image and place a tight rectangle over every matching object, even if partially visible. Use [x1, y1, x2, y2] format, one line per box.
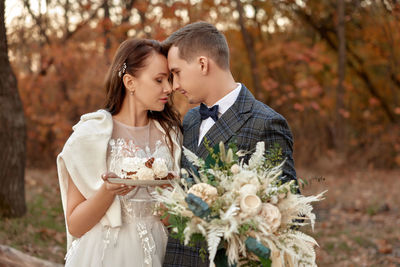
[199, 103, 219, 122]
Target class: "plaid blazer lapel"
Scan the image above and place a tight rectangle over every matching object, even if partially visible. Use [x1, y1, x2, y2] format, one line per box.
[182, 107, 201, 153]
[196, 85, 255, 159]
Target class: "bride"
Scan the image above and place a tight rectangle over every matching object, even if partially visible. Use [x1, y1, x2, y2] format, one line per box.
[57, 38, 182, 267]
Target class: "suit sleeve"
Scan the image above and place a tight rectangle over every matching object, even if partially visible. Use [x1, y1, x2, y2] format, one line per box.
[263, 116, 297, 184]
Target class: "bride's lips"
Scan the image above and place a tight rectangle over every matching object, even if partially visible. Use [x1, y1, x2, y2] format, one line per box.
[160, 97, 168, 103]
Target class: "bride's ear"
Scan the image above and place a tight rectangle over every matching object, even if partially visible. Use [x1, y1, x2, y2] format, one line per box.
[123, 74, 136, 94]
[198, 56, 209, 75]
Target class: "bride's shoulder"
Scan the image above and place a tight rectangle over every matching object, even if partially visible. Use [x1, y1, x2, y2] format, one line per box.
[67, 109, 113, 143]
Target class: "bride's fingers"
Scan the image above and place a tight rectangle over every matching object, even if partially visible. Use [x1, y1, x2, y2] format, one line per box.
[101, 172, 119, 181]
[116, 189, 132, 196]
[118, 190, 131, 196]
[160, 184, 173, 189]
[104, 181, 135, 195]
[105, 183, 127, 193]
[112, 187, 128, 195]
[114, 184, 129, 191]
[115, 185, 135, 195]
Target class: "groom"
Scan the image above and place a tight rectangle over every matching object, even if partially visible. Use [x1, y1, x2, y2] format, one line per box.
[162, 22, 297, 267]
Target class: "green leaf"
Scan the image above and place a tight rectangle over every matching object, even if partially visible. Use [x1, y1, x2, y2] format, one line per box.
[214, 248, 237, 267]
[189, 233, 206, 244]
[167, 214, 189, 243]
[204, 138, 220, 169]
[264, 143, 283, 168]
[260, 258, 272, 267]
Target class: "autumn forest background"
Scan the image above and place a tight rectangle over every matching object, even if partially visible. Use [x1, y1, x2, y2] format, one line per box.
[0, 0, 399, 266]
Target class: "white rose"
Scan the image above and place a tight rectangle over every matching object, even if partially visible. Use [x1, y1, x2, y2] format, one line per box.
[121, 157, 144, 172]
[137, 167, 154, 180]
[239, 184, 258, 196]
[187, 183, 218, 205]
[240, 194, 262, 217]
[249, 177, 261, 187]
[239, 170, 258, 180]
[260, 203, 281, 232]
[152, 158, 169, 178]
[232, 170, 258, 190]
[230, 164, 240, 174]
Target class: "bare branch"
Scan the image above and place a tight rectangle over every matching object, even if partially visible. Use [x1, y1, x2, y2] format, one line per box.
[291, 3, 397, 122]
[234, 0, 265, 102]
[23, 0, 51, 45]
[34, 1, 106, 77]
[63, 0, 105, 41]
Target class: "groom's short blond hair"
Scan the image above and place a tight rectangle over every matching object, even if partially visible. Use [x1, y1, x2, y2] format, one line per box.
[163, 22, 230, 70]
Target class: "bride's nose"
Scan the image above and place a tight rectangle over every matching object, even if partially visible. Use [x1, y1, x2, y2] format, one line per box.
[163, 82, 172, 94]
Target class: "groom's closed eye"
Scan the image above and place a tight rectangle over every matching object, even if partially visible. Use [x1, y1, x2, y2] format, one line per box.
[170, 68, 180, 76]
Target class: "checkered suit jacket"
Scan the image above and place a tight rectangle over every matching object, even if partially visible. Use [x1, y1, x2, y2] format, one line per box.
[163, 84, 297, 267]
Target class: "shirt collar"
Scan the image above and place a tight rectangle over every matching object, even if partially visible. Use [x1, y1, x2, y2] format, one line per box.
[210, 83, 241, 116]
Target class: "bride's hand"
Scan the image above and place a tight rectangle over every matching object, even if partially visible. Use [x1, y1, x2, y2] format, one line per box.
[101, 172, 135, 196]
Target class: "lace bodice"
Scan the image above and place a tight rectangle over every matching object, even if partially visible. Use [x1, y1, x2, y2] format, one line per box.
[106, 119, 174, 222]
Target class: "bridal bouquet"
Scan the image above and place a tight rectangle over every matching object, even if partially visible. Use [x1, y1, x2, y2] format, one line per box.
[154, 141, 326, 267]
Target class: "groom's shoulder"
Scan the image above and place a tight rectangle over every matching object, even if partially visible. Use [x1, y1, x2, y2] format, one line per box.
[182, 106, 200, 127]
[251, 99, 286, 122]
[240, 85, 285, 121]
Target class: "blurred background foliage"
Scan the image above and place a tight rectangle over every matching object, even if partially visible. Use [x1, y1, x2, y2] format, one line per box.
[5, 0, 400, 169]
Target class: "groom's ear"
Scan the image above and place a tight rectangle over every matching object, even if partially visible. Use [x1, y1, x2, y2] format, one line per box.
[198, 56, 209, 75]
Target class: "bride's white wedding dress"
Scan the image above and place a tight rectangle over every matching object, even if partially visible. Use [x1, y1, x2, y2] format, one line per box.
[65, 119, 173, 267]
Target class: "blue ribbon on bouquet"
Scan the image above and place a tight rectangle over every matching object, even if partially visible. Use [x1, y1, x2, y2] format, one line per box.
[185, 193, 211, 219]
[245, 237, 272, 267]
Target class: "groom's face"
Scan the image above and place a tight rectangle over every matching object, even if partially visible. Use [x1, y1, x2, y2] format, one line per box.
[167, 46, 204, 104]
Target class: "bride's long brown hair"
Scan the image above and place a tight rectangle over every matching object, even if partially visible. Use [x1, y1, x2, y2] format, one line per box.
[104, 39, 182, 155]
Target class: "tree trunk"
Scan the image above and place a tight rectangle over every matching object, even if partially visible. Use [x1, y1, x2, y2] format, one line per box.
[0, 0, 27, 217]
[103, 0, 111, 62]
[234, 0, 265, 102]
[335, 0, 346, 148]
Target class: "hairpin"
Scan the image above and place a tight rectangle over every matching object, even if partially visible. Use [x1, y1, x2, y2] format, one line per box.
[118, 62, 127, 78]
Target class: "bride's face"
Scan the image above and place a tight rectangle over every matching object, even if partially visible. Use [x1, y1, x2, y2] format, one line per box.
[131, 52, 172, 112]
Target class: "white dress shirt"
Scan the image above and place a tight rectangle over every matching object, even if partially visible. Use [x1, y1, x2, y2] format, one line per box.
[198, 83, 241, 146]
